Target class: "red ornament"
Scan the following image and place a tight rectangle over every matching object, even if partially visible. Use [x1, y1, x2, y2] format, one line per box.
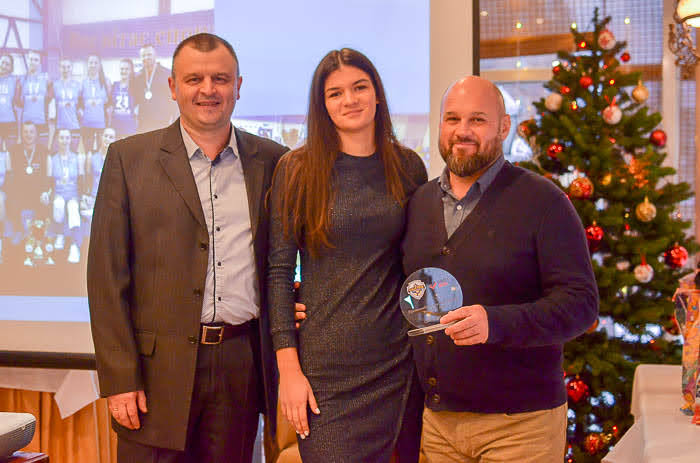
[650, 129, 667, 147]
[579, 75, 593, 88]
[553, 65, 562, 74]
[547, 143, 564, 158]
[586, 222, 604, 252]
[584, 433, 604, 455]
[560, 85, 571, 95]
[620, 52, 631, 62]
[569, 177, 594, 199]
[586, 318, 600, 334]
[664, 243, 689, 268]
[664, 314, 681, 336]
[579, 40, 587, 49]
[567, 377, 590, 403]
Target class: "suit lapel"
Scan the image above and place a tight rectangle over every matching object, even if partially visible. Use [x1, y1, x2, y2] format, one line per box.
[236, 128, 265, 240]
[158, 120, 207, 230]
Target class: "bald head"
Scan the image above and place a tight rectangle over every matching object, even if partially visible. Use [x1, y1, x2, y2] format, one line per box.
[438, 75, 510, 179]
[440, 76, 506, 120]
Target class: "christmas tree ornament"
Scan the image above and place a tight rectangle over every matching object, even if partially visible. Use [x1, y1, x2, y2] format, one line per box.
[547, 142, 564, 158]
[601, 173, 612, 186]
[517, 119, 534, 138]
[631, 81, 649, 103]
[579, 75, 593, 88]
[586, 222, 604, 251]
[602, 102, 622, 125]
[663, 314, 681, 336]
[578, 40, 588, 49]
[569, 177, 594, 199]
[616, 260, 630, 271]
[584, 433, 604, 455]
[586, 318, 600, 333]
[560, 85, 571, 95]
[664, 243, 688, 268]
[552, 65, 562, 75]
[545, 93, 563, 112]
[649, 129, 667, 147]
[566, 376, 590, 402]
[598, 28, 617, 50]
[635, 197, 657, 222]
[634, 257, 654, 283]
[620, 51, 631, 62]
[625, 156, 650, 188]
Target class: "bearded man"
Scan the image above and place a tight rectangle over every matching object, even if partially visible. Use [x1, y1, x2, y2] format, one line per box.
[401, 76, 599, 463]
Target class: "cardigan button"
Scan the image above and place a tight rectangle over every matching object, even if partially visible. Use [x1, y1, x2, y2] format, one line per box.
[426, 335, 435, 345]
[200, 242, 208, 251]
[193, 288, 202, 297]
[187, 336, 197, 344]
[428, 377, 437, 387]
[441, 246, 451, 256]
[431, 393, 441, 404]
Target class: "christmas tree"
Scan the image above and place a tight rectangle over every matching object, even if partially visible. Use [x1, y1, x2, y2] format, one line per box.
[518, 8, 698, 462]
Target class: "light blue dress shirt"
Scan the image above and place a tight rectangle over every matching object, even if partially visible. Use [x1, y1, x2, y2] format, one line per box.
[438, 155, 505, 238]
[181, 123, 259, 324]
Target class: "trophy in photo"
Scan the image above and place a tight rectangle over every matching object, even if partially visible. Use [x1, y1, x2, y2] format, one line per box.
[400, 267, 463, 336]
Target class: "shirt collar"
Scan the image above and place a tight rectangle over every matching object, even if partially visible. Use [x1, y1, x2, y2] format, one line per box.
[438, 155, 505, 196]
[180, 121, 239, 160]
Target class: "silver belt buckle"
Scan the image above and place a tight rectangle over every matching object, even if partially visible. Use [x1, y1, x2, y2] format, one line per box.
[200, 325, 224, 345]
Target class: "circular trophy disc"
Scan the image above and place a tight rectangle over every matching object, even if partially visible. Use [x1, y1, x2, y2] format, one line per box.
[400, 267, 463, 329]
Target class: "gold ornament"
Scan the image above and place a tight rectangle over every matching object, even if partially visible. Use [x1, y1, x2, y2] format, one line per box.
[569, 177, 594, 199]
[631, 81, 649, 103]
[635, 196, 657, 222]
[626, 157, 649, 188]
[601, 173, 612, 186]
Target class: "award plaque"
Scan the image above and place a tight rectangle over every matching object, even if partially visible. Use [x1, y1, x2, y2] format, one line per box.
[400, 267, 463, 336]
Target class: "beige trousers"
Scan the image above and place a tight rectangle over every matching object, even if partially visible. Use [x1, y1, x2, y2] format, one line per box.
[421, 403, 567, 463]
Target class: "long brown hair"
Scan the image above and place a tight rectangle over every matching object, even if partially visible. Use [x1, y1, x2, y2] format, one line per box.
[272, 48, 408, 256]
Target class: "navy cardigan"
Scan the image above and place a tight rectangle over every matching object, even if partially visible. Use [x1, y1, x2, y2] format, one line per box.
[402, 162, 599, 413]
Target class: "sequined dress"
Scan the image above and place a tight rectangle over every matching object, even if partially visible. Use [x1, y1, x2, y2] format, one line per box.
[268, 149, 427, 462]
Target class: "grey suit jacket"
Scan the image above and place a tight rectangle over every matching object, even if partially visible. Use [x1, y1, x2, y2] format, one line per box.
[87, 119, 287, 450]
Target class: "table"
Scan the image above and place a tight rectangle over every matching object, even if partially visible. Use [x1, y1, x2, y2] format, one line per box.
[0, 368, 98, 419]
[4, 452, 49, 462]
[603, 364, 700, 463]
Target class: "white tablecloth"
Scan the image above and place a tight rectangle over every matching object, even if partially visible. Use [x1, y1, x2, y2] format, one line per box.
[603, 364, 700, 463]
[0, 367, 99, 419]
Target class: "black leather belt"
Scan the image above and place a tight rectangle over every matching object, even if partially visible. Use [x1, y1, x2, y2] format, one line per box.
[199, 320, 255, 345]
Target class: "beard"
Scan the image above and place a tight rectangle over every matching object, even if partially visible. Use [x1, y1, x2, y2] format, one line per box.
[439, 133, 503, 178]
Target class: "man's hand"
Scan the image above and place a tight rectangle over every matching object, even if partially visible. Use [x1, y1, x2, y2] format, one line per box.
[108, 390, 147, 430]
[293, 281, 306, 328]
[441, 305, 489, 346]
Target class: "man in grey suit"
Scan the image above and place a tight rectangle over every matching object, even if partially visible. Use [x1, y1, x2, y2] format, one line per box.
[87, 33, 287, 462]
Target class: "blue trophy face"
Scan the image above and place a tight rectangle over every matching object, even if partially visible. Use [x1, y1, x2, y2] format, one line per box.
[399, 267, 463, 328]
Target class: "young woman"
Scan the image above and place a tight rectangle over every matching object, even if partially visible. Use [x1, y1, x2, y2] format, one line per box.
[109, 58, 137, 139]
[0, 54, 19, 149]
[268, 48, 427, 462]
[52, 58, 81, 152]
[78, 54, 110, 152]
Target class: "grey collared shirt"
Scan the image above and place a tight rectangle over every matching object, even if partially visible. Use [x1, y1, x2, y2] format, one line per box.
[181, 123, 259, 324]
[438, 156, 505, 238]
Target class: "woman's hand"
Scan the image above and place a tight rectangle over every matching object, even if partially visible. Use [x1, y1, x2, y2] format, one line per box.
[277, 347, 320, 438]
